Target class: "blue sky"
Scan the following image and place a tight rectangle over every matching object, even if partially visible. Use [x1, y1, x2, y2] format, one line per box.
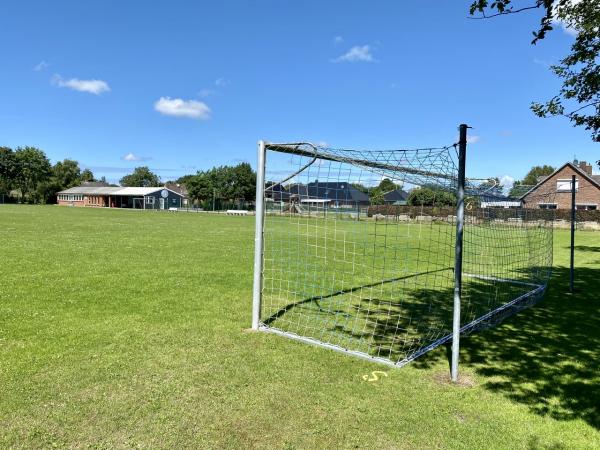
[0, 0, 597, 184]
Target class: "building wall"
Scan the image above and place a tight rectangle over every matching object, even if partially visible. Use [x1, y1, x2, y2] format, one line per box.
[522, 165, 600, 210]
[57, 199, 85, 207]
[57, 189, 185, 209]
[144, 189, 184, 210]
[57, 195, 107, 207]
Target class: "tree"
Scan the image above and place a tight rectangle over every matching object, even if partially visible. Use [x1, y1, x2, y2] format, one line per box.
[470, 0, 600, 141]
[120, 166, 161, 187]
[407, 186, 456, 207]
[521, 164, 555, 185]
[508, 181, 532, 198]
[369, 178, 402, 205]
[378, 178, 400, 192]
[80, 169, 95, 182]
[186, 163, 257, 206]
[0, 147, 16, 195]
[13, 147, 51, 202]
[230, 162, 256, 201]
[186, 170, 213, 202]
[53, 159, 82, 189]
[176, 174, 195, 186]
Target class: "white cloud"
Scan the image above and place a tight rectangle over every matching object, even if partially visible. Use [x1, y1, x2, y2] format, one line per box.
[154, 97, 211, 120]
[500, 175, 515, 196]
[552, 0, 581, 36]
[466, 135, 480, 144]
[333, 36, 343, 45]
[34, 61, 49, 72]
[121, 153, 151, 162]
[214, 77, 230, 87]
[52, 74, 110, 95]
[332, 45, 376, 63]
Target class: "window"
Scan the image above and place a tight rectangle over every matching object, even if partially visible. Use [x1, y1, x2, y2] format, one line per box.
[145, 196, 155, 205]
[539, 203, 557, 210]
[172, 198, 177, 204]
[576, 204, 598, 211]
[556, 179, 578, 192]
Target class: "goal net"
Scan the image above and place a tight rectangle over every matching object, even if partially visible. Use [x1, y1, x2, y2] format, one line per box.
[253, 141, 554, 368]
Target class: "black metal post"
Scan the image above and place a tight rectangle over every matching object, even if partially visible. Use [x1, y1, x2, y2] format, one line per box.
[451, 123, 468, 382]
[570, 174, 576, 293]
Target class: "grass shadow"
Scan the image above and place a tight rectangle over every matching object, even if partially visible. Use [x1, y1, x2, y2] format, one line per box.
[414, 265, 600, 430]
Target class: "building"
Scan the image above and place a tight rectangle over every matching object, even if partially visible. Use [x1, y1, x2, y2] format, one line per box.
[288, 182, 370, 208]
[164, 183, 190, 207]
[57, 186, 187, 209]
[520, 160, 600, 210]
[265, 182, 290, 202]
[383, 189, 409, 205]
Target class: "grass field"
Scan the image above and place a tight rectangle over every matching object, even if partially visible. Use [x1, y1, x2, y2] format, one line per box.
[261, 213, 551, 365]
[1, 205, 598, 449]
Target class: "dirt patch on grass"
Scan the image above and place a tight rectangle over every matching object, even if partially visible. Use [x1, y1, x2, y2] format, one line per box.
[432, 371, 477, 388]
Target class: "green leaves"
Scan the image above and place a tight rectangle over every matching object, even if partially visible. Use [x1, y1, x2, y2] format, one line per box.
[119, 166, 161, 187]
[186, 163, 257, 203]
[470, 0, 600, 141]
[407, 186, 456, 207]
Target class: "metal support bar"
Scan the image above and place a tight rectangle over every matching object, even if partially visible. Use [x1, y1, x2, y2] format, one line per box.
[570, 174, 576, 293]
[451, 124, 468, 382]
[252, 140, 267, 330]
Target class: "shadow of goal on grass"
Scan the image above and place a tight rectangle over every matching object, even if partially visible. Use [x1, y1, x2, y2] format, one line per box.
[412, 265, 600, 430]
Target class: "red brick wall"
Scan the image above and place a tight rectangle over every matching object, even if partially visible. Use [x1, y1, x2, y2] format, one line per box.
[57, 200, 85, 207]
[522, 165, 600, 209]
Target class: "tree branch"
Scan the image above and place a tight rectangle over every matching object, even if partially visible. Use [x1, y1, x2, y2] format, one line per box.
[467, 4, 544, 20]
[566, 101, 600, 117]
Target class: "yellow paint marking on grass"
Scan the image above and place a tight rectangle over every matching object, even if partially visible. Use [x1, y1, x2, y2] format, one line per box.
[362, 371, 388, 382]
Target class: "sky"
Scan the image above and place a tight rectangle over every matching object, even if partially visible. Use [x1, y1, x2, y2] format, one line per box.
[0, 0, 597, 185]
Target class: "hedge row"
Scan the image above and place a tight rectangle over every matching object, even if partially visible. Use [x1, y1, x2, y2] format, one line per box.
[366, 205, 600, 223]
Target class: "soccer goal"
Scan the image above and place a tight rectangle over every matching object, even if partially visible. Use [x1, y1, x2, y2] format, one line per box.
[252, 125, 554, 379]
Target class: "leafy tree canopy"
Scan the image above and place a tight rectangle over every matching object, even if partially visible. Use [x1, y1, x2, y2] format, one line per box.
[13, 147, 52, 201]
[369, 178, 402, 205]
[80, 168, 95, 183]
[186, 163, 256, 202]
[407, 186, 456, 207]
[470, 0, 600, 141]
[120, 166, 161, 187]
[0, 147, 16, 194]
[53, 159, 82, 189]
[521, 164, 555, 185]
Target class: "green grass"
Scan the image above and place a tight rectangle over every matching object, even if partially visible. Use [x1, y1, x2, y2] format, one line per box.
[261, 214, 551, 363]
[0, 205, 598, 449]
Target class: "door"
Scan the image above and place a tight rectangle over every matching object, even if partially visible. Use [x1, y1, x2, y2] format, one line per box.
[159, 198, 165, 209]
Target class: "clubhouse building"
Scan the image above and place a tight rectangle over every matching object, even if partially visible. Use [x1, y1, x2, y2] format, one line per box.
[57, 184, 187, 210]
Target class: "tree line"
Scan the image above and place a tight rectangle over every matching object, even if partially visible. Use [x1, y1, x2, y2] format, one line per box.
[179, 163, 256, 208]
[0, 146, 98, 204]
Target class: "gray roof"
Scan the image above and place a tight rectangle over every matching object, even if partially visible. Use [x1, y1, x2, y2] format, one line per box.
[59, 186, 122, 195]
[58, 186, 184, 197]
[384, 189, 409, 202]
[288, 182, 370, 203]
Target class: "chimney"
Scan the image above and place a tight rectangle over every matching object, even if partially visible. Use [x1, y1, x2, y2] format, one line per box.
[578, 160, 593, 176]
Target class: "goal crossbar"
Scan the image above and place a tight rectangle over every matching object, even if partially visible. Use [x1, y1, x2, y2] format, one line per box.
[264, 142, 458, 183]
